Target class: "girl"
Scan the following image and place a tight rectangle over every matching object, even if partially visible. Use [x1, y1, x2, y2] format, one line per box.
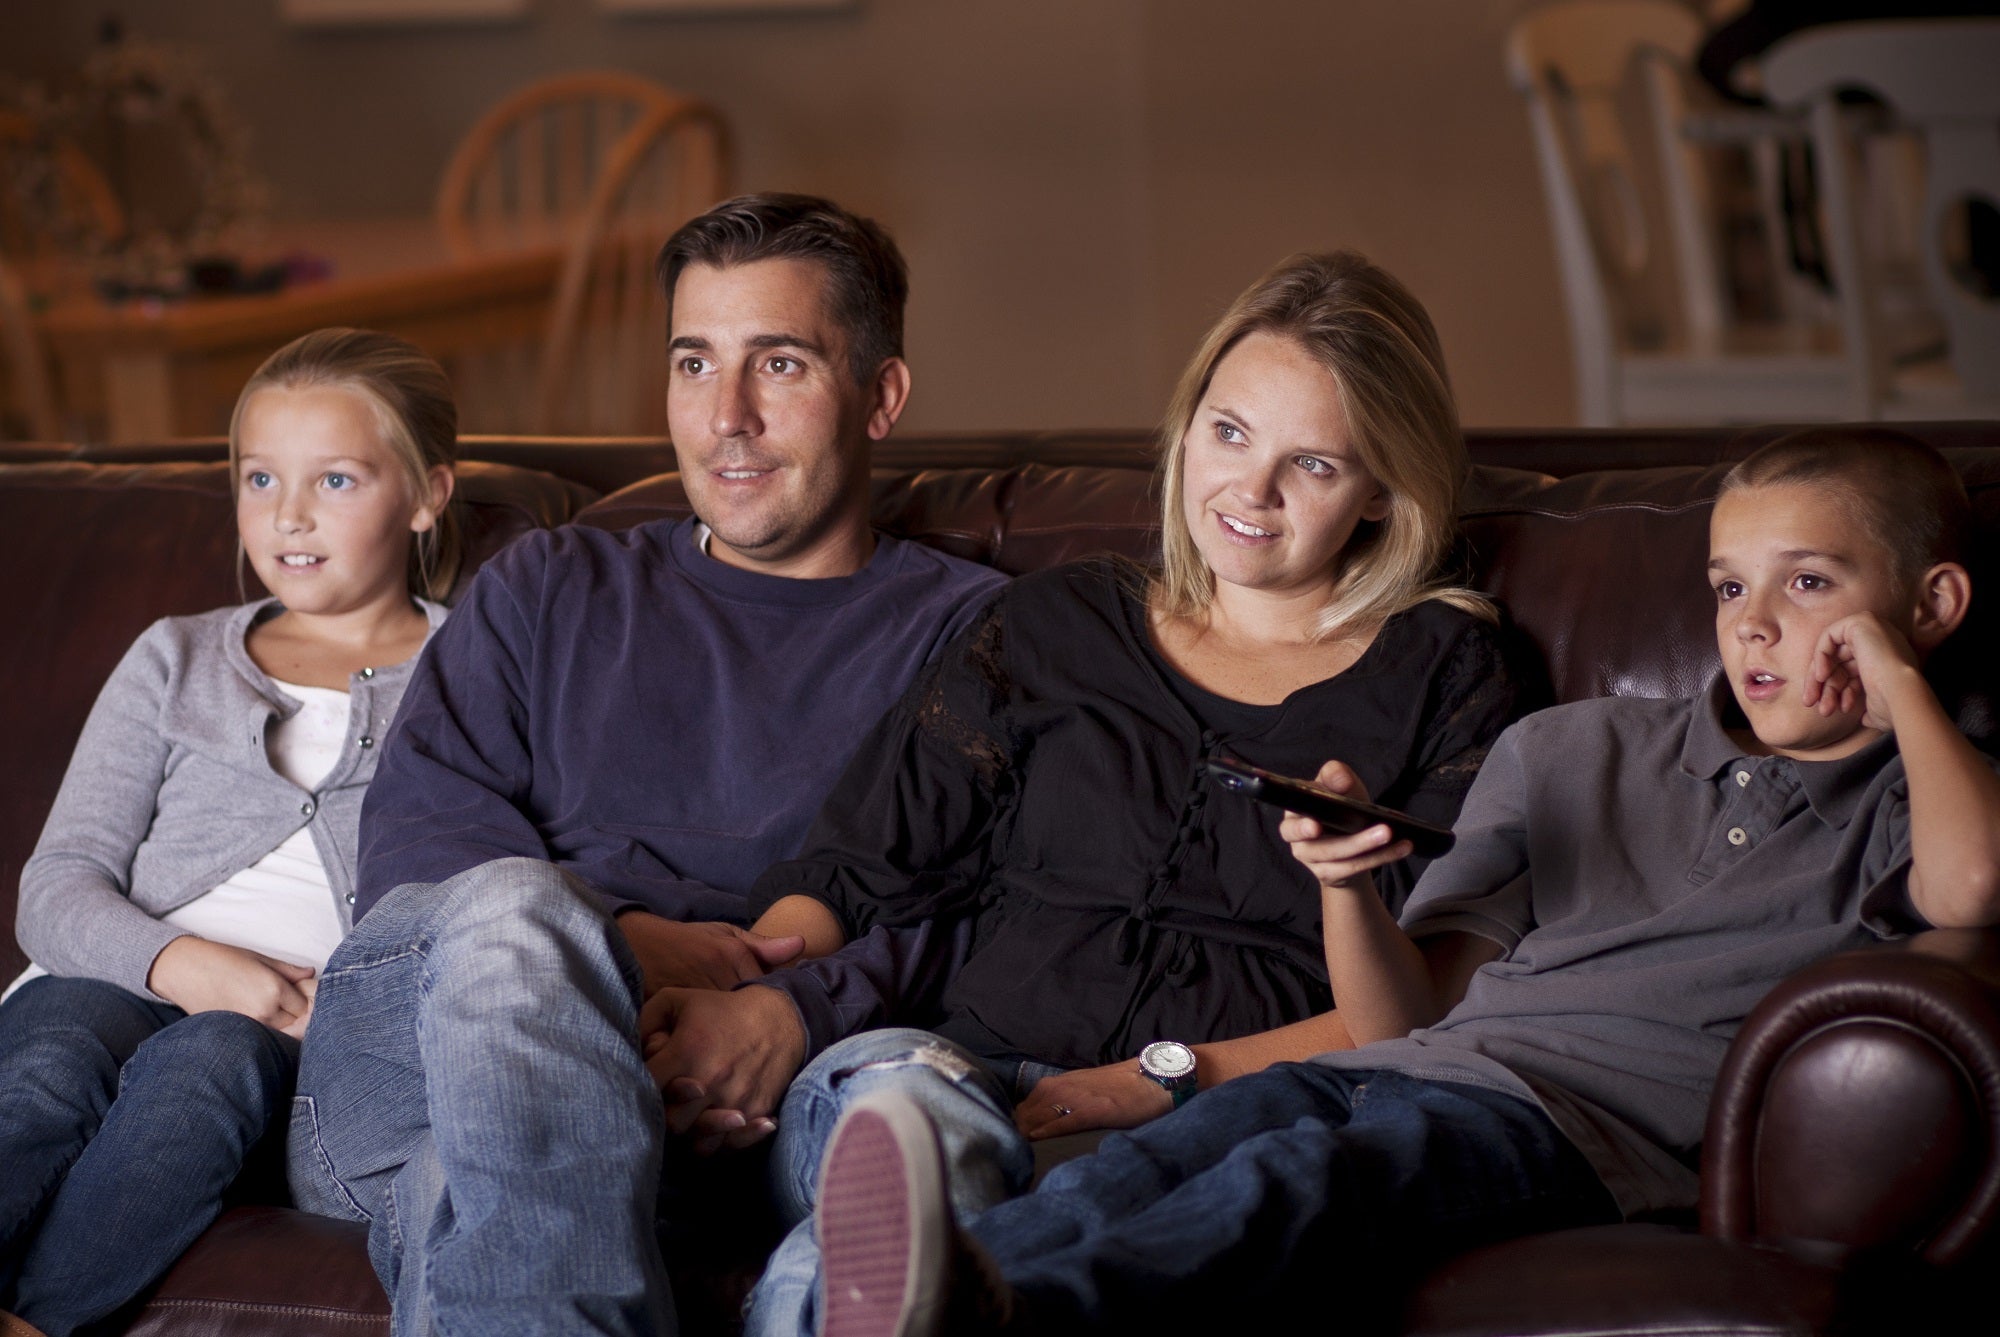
[725, 251, 1522, 1334]
[0, 328, 458, 1336]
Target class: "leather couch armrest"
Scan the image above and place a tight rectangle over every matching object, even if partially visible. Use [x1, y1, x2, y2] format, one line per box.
[1701, 928, 2000, 1265]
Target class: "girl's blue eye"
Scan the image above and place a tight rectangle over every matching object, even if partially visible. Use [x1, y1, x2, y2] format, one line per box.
[1296, 456, 1332, 476]
[247, 471, 272, 488]
[1215, 421, 1242, 444]
[325, 473, 351, 490]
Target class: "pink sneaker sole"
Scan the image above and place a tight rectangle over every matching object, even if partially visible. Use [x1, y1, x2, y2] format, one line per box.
[817, 1094, 949, 1337]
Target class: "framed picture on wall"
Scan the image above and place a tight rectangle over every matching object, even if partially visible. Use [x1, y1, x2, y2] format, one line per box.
[280, 0, 530, 25]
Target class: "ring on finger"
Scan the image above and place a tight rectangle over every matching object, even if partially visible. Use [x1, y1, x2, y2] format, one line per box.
[1051, 1102, 1072, 1118]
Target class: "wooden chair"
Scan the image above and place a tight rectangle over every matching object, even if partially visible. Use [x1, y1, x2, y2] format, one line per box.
[0, 252, 60, 442]
[434, 70, 682, 260]
[1508, 0, 1871, 425]
[532, 95, 731, 435]
[1764, 19, 2000, 416]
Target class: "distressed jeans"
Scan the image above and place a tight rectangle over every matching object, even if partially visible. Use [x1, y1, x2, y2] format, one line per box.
[286, 858, 673, 1337]
[742, 1028, 1053, 1337]
[0, 975, 296, 1336]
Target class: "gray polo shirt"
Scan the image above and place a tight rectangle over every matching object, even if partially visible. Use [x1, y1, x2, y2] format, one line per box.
[1314, 675, 1926, 1217]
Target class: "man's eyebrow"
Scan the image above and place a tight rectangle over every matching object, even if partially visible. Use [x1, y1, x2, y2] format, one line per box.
[746, 332, 826, 354]
[666, 333, 827, 355]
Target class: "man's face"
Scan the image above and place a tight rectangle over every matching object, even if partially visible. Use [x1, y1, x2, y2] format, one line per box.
[666, 258, 903, 578]
[1707, 483, 1914, 761]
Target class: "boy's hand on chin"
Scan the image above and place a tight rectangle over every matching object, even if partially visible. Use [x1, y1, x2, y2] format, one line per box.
[1806, 613, 1923, 733]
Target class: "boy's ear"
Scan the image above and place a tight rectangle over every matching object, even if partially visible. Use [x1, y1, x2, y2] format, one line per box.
[1910, 561, 1972, 653]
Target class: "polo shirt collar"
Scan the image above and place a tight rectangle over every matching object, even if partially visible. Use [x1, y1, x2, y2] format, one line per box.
[1678, 671, 1896, 827]
[1679, 673, 1747, 781]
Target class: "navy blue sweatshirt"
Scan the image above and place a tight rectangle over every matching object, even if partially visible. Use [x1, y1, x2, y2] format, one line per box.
[358, 517, 1005, 930]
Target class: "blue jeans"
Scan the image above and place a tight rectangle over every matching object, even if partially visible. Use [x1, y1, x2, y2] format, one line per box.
[969, 1063, 1621, 1334]
[286, 858, 672, 1337]
[0, 975, 297, 1337]
[743, 1029, 1053, 1337]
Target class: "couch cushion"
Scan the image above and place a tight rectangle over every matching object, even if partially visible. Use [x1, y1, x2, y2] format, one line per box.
[122, 1206, 386, 1337]
[1400, 1224, 1843, 1336]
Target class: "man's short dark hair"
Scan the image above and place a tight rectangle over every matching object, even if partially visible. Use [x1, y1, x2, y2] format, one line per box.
[656, 192, 909, 386]
[1722, 426, 1974, 589]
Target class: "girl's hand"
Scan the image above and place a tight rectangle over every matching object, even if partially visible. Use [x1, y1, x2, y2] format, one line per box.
[1014, 1062, 1171, 1140]
[1805, 613, 1923, 733]
[1279, 760, 1414, 891]
[147, 935, 318, 1038]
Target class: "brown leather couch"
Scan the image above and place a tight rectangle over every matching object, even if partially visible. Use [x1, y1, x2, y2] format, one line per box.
[4, 424, 1998, 1336]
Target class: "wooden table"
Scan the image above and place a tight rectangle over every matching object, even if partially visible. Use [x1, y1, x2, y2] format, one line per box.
[35, 219, 562, 441]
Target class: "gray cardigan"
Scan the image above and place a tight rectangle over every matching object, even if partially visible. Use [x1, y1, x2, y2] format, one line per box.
[17, 597, 445, 998]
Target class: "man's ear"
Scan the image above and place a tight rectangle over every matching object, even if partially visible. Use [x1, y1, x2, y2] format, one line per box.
[1910, 561, 1972, 652]
[865, 357, 912, 442]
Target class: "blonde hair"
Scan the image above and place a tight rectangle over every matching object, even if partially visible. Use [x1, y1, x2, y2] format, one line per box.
[228, 328, 461, 600]
[1154, 252, 1490, 639]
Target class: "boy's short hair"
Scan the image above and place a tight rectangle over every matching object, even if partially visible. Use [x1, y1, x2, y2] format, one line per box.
[654, 192, 908, 387]
[1721, 426, 1974, 589]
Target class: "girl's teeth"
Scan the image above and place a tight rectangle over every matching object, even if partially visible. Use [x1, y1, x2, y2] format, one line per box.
[1222, 516, 1272, 537]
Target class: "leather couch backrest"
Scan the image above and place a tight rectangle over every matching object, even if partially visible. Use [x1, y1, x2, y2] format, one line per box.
[6, 443, 1997, 984]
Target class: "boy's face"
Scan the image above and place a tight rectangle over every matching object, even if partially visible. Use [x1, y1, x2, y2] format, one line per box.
[1708, 483, 1914, 762]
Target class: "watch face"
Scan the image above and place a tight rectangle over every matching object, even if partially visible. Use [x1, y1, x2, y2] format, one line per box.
[1141, 1041, 1196, 1081]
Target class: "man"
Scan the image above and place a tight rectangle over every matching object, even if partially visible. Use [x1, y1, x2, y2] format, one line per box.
[284, 194, 1006, 1337]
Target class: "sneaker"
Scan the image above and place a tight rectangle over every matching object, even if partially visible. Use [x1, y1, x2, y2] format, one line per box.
[816, 1091, 954, 1337]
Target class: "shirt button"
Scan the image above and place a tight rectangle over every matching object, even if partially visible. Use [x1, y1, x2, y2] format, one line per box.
[1735, 770, 1751, 787]
[301, 801, 315, 817]
[360, 735, 374, 748]
[345, 893, 356, 905]
[1727, 827, 1747, 846]
[360, 667, 375, 679]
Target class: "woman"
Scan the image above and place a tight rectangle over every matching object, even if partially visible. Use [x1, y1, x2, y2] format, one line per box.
[731, 251, 1520, 1333]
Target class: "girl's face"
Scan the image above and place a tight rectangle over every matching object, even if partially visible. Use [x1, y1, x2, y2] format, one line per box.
[235, 384, 444, 619]
[1180, 331, 1390, 602]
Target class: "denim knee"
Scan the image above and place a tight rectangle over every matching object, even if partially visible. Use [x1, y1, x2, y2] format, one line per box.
[119, 1011, 296, 1120]
[769, 1029, 1022, 1220]
[0, 977, 173, 1105]
[344, 858, 639, 1003]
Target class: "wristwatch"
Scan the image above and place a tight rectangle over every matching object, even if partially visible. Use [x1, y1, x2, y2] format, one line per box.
[1138, 1040, 1199, 1108]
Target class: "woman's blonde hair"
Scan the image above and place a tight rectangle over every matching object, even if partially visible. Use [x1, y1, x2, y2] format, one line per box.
[228, 327, 461, 601]
[1154, 251, 1490, 639]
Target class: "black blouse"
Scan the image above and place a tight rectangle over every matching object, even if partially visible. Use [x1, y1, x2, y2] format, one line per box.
[752, 560, 1519, 1070]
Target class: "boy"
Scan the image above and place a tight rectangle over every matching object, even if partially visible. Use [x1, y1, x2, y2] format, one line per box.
[804, 426, 2000, 1337]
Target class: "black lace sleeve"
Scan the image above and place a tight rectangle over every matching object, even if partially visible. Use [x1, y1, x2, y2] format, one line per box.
[748, 597, 1021, 936]
[1373, 612, 1522, 915]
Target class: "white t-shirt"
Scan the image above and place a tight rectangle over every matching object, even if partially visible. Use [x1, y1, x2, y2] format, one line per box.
[5, 678, 350, 1001]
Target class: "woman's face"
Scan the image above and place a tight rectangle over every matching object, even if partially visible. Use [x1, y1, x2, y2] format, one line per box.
[1180, 331, 1390, 602]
